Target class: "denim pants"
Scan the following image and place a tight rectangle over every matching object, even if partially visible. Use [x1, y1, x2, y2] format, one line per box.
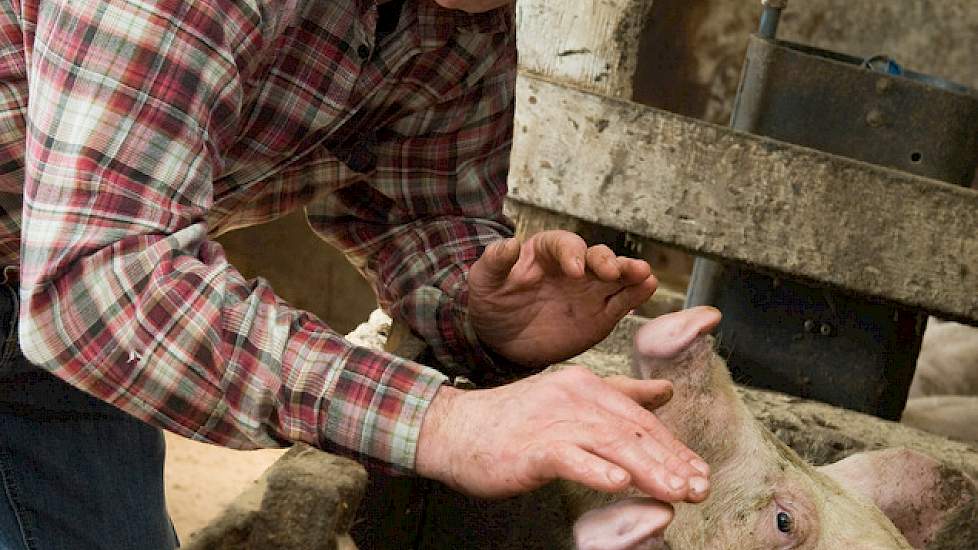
[0, 283, 178, 550]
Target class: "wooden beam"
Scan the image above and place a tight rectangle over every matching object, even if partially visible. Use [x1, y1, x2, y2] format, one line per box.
[515, 0, 656, 100]
[508, 72, 978, 324]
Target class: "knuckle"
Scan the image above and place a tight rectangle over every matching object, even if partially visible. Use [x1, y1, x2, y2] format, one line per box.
[521, 444, 559, 477]
[560, 235, 587, 255]
[664, 454, 689, 474]
[671, 445, 696, 467]
[560, 365, 595, 383]
[538, 379, 575, 403]
[600, 429, 639, 455]
[528, 445, 555, 466]
[557, 451, 592, 479]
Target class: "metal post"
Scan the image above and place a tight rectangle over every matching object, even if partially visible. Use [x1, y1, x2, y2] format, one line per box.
[759, 0, 788, 39]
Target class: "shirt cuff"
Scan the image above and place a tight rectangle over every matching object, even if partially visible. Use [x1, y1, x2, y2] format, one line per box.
[421, 286, 526, 387]
[324, 347, 448, 471]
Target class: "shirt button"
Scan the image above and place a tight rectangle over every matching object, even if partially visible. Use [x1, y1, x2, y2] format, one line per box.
[357, 44, 371, 60]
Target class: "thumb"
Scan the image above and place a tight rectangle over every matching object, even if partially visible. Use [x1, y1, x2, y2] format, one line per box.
[605, 376, 674, 410]
[473, 238, 521, 285]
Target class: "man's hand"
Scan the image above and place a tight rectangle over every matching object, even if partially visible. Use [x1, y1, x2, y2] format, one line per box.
[469, 231, 657, 368]
[415, 366, 710, 501]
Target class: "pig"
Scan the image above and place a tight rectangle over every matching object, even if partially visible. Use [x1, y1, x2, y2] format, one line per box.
[902, 395, 978, 446]
[902, 319, 978, 445]
[566, 307, 977, 550]
[910, 319, 978, 399]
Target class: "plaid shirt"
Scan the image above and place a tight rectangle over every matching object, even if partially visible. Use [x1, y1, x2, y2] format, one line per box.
[0, 0, 515, 470]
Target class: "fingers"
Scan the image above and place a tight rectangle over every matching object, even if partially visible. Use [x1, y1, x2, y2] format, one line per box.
[525, 443, 632, 495]
[601, 377, 711, 495]
[574, 415, 696, 503]
[536, 369, 703, 502]
[586, 246, 654, 286]
[605, 376, 711, 478]
[476, 238, 522, 284]
[532, 231, 588, 278]
[617, 256, 653, 285]
[586, 245, 621, 281]
[605, 276, 657, 317]
[605, 376, 674, 410]
[528, 231, 656, 290]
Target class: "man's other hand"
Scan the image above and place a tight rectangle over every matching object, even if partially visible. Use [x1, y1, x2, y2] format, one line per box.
[415, 367, 711, 501]
[469, 231, 657, 368]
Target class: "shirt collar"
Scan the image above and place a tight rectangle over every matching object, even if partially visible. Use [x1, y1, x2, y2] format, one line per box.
[414, 1, 513, 50]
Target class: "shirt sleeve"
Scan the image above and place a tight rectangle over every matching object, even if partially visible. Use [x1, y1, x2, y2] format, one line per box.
[305, 17, 518, 386]
[18, 0, 446, 470]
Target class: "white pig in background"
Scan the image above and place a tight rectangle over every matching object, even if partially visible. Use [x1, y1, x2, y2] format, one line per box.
[910, 319, 978, 398]
[902, 320, 978, 445]
[567, 308, 977, 550]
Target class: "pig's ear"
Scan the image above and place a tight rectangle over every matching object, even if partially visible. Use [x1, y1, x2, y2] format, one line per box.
[819, 448, 978, 548]
[572, 498, 671, 550]
[632, 307, 721, 379]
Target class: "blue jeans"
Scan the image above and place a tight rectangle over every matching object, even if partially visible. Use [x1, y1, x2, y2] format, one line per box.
[0, 284, 178, 550]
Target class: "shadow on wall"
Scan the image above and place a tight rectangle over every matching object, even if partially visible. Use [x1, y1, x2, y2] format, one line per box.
[216, 211, 377, 335]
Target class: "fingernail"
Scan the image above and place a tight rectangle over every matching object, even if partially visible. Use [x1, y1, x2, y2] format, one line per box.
[608, 468, 628, 484]
[668, 475, 685, 491]
[691, 458, 710, 476]
[690, 476, 709, 496]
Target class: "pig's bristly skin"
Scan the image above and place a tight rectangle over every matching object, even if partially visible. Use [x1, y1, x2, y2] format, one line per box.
[566, 307, 913, 550]
[819, 448, 978, 549]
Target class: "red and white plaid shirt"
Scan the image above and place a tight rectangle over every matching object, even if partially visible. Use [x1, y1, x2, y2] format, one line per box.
[0, 0, 515, 470]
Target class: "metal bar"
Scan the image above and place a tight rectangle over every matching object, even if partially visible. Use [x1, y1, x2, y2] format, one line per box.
[758, 0, 787, 39]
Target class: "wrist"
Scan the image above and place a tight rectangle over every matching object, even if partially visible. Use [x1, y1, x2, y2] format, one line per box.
[415, 384, 465, 483]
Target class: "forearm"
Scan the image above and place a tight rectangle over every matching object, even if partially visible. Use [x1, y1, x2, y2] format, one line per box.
[19, 224, 447, 468]
[374, 216, 514, 377]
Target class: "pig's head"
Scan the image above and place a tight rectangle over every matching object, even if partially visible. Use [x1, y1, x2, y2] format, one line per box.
[570, 307, 976, 549]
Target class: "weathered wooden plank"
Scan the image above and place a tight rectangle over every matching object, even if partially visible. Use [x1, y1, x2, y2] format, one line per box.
[515, 0, 656, 99]
[508, 73, 978, 324]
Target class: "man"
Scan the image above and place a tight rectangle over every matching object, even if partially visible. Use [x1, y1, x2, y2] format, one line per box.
[0, 0, 709, 547]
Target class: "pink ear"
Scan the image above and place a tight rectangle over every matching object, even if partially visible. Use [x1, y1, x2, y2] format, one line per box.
[634, 307, 722, 360]
[573, 498, 672, 550]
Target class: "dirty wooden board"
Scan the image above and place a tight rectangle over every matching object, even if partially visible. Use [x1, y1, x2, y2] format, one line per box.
[515, 0, 655, 99]
[508, 72, 978, 325]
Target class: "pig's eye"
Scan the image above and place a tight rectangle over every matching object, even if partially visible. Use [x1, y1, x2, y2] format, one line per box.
[776, 511, 794, 534]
